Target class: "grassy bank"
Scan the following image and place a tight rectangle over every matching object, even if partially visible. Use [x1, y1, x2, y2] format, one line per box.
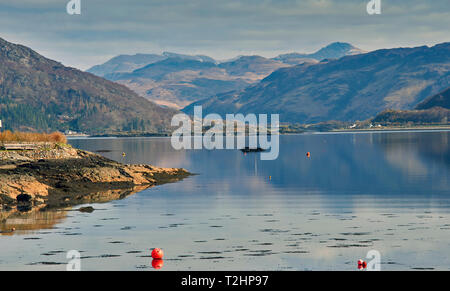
[0, 131, 67, 143]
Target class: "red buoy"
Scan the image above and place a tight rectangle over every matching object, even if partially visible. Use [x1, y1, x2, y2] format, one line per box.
[152, 259, 164, 269]
[358, 259, 367, 270]
[151, 248, 164, 259]
[306, 152, 311, 158]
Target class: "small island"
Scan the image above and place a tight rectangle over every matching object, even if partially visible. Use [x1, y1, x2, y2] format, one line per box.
[0, 132, 190, 212]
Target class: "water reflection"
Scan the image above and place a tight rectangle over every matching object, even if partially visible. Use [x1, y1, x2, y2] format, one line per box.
[1, 207, 67, 236]
[1, 186, 150, 236]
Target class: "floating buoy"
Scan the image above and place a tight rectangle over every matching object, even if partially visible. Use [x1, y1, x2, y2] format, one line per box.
[269, 176, 272, 180]
[152, 259, 164, 269]
[306, 152, 311, 158]
[151, 248, 164, 259]
[11, 227, 16, 232]
[358, 259, 367, 270]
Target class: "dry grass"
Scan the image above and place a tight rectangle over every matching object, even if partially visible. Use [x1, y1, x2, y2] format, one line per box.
[0, 130, 67, 144]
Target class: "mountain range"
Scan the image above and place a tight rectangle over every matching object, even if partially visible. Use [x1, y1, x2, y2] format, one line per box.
[2, 37, 448, 136]
[93, 55, 289, 109]
[87, 42, 364, 109]
[0, 37, 176, 135]
[184, 43, 450, 124]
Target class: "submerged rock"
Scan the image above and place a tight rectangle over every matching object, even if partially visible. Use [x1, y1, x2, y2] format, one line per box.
[78, 206, 95, 213]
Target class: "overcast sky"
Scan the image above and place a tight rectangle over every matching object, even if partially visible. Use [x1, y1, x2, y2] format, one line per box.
[0, 0, 449, 70]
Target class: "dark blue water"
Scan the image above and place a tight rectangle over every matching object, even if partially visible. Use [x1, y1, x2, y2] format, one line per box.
[1, 131, 449, 270]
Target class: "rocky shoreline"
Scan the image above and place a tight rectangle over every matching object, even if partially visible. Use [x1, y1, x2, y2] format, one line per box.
[0, 143, 190, 212]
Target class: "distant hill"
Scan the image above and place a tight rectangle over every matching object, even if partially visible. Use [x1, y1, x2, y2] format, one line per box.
[218, 56, 289, 77]
[416, 86, 450, 110]
[86, 52, 217, 77]
[273, 42, 365, 65]
[184, 43, 450, 124]
[0, 37, 177, 135]
[372, 108, 449, 126]
[86, 54, 167, 77]
[371, 86, 450, 126]
[108, 57, 218, 81]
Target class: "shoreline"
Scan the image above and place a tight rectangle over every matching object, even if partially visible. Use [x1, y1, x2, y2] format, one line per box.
[0, 143, 191, 212]
[67, 126, 450, 139]
[330, 125, 450, 133]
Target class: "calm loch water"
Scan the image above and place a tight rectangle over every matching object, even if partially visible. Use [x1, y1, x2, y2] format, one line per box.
[1, 131, 449, 270]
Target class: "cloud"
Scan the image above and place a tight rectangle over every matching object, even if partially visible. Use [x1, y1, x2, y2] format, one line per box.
[0, 0, 449, 70]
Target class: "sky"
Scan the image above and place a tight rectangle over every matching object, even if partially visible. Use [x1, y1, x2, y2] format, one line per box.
[0, 0, 449, 70]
